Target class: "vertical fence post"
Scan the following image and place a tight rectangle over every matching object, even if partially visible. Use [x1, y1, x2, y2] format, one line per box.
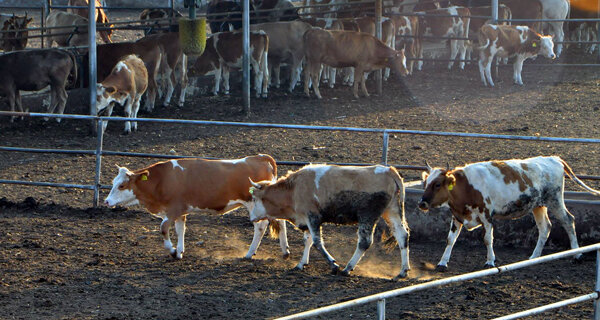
[381, 130, 389, 165]
[93, 118, 104, 207]
[376, 0, 383, 95]
[594, 249, 600, 320]
[243, 0, 251, 115]
[377, 299, 386, 320]
[40, 6, 45, 48]
[492, 0, 499, 79]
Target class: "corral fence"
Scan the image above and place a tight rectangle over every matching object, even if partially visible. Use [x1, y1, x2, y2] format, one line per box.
[275, 243, 600, 319]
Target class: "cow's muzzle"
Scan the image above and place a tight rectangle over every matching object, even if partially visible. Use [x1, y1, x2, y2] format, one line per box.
[418, 200, 430, 212]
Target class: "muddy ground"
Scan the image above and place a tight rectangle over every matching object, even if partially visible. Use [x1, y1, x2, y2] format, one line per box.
[1, 8, 600, 320]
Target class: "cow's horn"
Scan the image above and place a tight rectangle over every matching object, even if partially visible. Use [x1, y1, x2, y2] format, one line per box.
[446, 162, 450, 171]
[248, 178, 261, 189]
[425, 160, 432, 172]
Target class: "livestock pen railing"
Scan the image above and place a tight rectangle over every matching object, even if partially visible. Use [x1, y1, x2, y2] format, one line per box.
[1, 111, 600, 207]
[275, 243, 600, 320]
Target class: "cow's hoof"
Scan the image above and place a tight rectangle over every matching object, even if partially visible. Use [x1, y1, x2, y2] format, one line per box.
[169, 250, 177, 259]
[392, 270, 408, 281]
[435, 265, 448, 272]
[483, 263, 495, 269]
[330, 264, 340, 275]
[572, 254, 584, 264]
[242, 254, 254, 260]
[175, 252, 183, 260]
[282, 252, 290, 260]
[339, 269, 351, 277]
[292, 265, 305, 271]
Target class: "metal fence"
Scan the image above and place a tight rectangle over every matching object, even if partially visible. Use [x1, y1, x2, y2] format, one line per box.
[275, 243, 600, 320]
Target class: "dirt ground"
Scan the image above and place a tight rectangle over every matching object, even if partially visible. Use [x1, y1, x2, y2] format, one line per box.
[1, 8, 600, 320]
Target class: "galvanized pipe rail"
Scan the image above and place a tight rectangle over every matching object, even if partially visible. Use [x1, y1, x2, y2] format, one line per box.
[275, 243, 600, 320]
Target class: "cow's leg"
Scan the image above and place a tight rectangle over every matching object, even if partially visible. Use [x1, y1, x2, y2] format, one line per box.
[448, 39, 459, 69]
[144, 70, 158, 112]
[174, 216, 186, 259]
[160, 217, 176, 257]
[303, 62, 311, 97]
[244, 219, 269, 259]
[163, 67, 175, 107]
[177, 54, 188, 107]
[341, 222, 375, 276]
[294, 230, 313, 270]
[513, 56, 525, 85]
[311, 63, 323, 99]
[213, 67, 222, 96]
[223, 67, 230, 95]
[484, 56, 495, 87]
[289, 57, 302, 92]
[530, 206, 551, 259]
[260, 51, 269, 98]
[273, 62, 281, 89]
[45, 87, 59, 119]
[458, 39, 467, 69]
[478, 54, 488, 86]
[328, 67, 336, 89]
[55, 85, 68, 123]
[277, 220, 290, 258]
[436, 217, 463, 271]
[382, 208, 411, 279]
[102, 103, 114, 134]
[7, 89, 16, 122]
[482, 220, 496, 268]
[132, 94, 142, 131]
[359, 69, 369, 98]
[123, 98, 133, 134]
[549, 200, 581, 259]
[307, 214, 339, 273]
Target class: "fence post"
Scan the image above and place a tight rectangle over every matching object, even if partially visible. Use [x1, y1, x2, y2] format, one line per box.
[377, 299, 386, 320]
[88, 0, 98, 124]
[242, 0, 251, 115]
[492, 0, 498, 79]
[93, 118, 104, 207]
[381, 130, 389, 165]
[40, 6, 45, 48]
[376, 0, 383, 95]
[594, 249, 600, 320]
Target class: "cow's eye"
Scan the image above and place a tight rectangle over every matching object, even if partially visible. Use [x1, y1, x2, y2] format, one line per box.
[118, 184, 126, 190]
[434, 182, 441, 188]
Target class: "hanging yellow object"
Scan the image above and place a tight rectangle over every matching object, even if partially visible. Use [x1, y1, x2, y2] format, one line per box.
[178, 17, 207, 56]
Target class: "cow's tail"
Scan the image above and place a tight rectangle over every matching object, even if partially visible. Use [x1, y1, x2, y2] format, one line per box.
[66, 49, 78, 88]
[382, 166, 407, 252]
[560, 158, 600, 196]
[268, 220, 281, 239]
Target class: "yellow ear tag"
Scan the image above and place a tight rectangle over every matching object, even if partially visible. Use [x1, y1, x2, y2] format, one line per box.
[448, 183, 454, 191]
[141, 175, 148, 181]
[249, 187, 255, 195]
[532, 42, 537, 47]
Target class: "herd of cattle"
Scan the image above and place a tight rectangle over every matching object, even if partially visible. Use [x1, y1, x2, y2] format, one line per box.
[0, 0, 597, 130]
[104, 154, 600, 279]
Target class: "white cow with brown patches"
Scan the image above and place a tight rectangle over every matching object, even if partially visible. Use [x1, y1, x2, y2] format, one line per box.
[96, 54, 148, 134]
[104, 155, 290, 260]
[419, 156, 600, 271]
[249, 164, 411, 280]
[478, 24, 555, 87]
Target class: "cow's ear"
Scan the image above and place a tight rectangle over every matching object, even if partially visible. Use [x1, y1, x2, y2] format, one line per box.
[134, 170, 150, 182]
[396, 48, 405, 56]
[532, 40, 539, 48]
[421, 171, 429, 181]
[26, 18, 33, 24]
[106, 86, 116, 94]
[446, 173, 456, 189]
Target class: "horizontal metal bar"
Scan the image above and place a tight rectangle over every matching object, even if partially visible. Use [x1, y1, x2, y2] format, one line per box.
[501, 18, 600, 23]
[276, 243, 600, 320]
[2, 111, 600, 144]
[0, 179, 95, 190]
[49, 5, 171, 10]
[492, 293, 599, 320]
[0, 6, 43, 9]
[0, 146, 96, 155]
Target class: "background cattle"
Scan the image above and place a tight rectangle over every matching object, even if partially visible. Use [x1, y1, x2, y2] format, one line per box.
[0, 48, 77, 122]
[139, 8, 182, 35]
[0, 13, 32, 52]
[67, 0, 113, 43]
[46, 11, 90, 49]
[253, 0, 300, 22]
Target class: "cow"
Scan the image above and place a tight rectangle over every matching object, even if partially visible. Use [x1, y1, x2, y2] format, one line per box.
[137, 32, 188, 107]
[248, 164, 411, 280]
[500, 0, 543, 33]
[464, 4, 512, 61]
[303, 28, 409, 99]
[0, 49, 77, 122]
[418, 156, 600, 271]
[139, 8, 182, 35]
[191, 31, 269, 98]
[46, 11, 90, 49]
[95, 54, 148, 134]
[478, 24, 555, 87]
[253, 0, 300, 22]
[104, 154, 290, 261]
[206, 0, 257, 32]
[82, 41, 162, 111]
[568, 0, 599, 54]
[416, 6, 471, 70]
[67, 0, 113, 43]
[0, 13, 33, 52]
[250, 21, 312, 92]
[537, 0, 568, 57]
[390, 15, 420, 74]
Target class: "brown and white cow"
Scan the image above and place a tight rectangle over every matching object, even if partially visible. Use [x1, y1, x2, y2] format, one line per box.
[137, 32, 188, 107]
[416, 6, 471, 70]
[248, 164, 410, 280]
[0, 48, 77, 122]
[419, 156, 600, 271]
[67, 0, 113, 43]
[139, 8, 182, 35]
[46, 11, 90, 49]
[104, 155, 289, 260]
[465, 4, 512, 61]
[250, 21, 312, 92]
[191, 31, 269, 97]
[568, 0, 599, 55]
[0, 13, 33, 52]
[95, 54, 148, 134]
[478, 24, 555, 87]
[390, 15, 420, 74]
[500, 0, 542, 32]
[303, 28, 408, 99]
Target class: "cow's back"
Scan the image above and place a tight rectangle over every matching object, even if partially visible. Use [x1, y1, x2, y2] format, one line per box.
[0, 49, 73, 91]
[249, 21, 312, 59]
[501, 0, 542, 31]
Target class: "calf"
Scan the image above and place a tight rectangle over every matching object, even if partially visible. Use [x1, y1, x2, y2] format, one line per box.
[67, 0, 113, 43]
[104, 155, 289, 260]
[137, 32, 188, 107]
[0, 13, 33, 52]
[419, 156, 600, 271]
[248, 164, 410, 280]
[250, 21, 312, 92]
[191, 31, 269, 98]
[96, 55, 148, 134]
[46, 11, 89, 49]
[303, 28, 408, 99]
[465, 5, 512, 61]
[478, 24, 555, 87]
[0, 48, 76, 122]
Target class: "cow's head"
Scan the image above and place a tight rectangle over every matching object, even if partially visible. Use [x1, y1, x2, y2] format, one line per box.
[96, 82, 127, 115]
[533, 34, 556, 60]
[419, 163, 456, 212]
[1, 14, 32, 51]
[387, 48, 409, 79]
[248, 178, 275, 222]
[104, 166, 148, 207]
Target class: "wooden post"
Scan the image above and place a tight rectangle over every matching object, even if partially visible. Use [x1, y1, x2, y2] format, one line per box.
[376, 0, 383, 95]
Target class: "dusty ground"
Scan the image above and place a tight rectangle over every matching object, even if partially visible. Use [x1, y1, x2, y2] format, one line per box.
[1, 8, 600, 320]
